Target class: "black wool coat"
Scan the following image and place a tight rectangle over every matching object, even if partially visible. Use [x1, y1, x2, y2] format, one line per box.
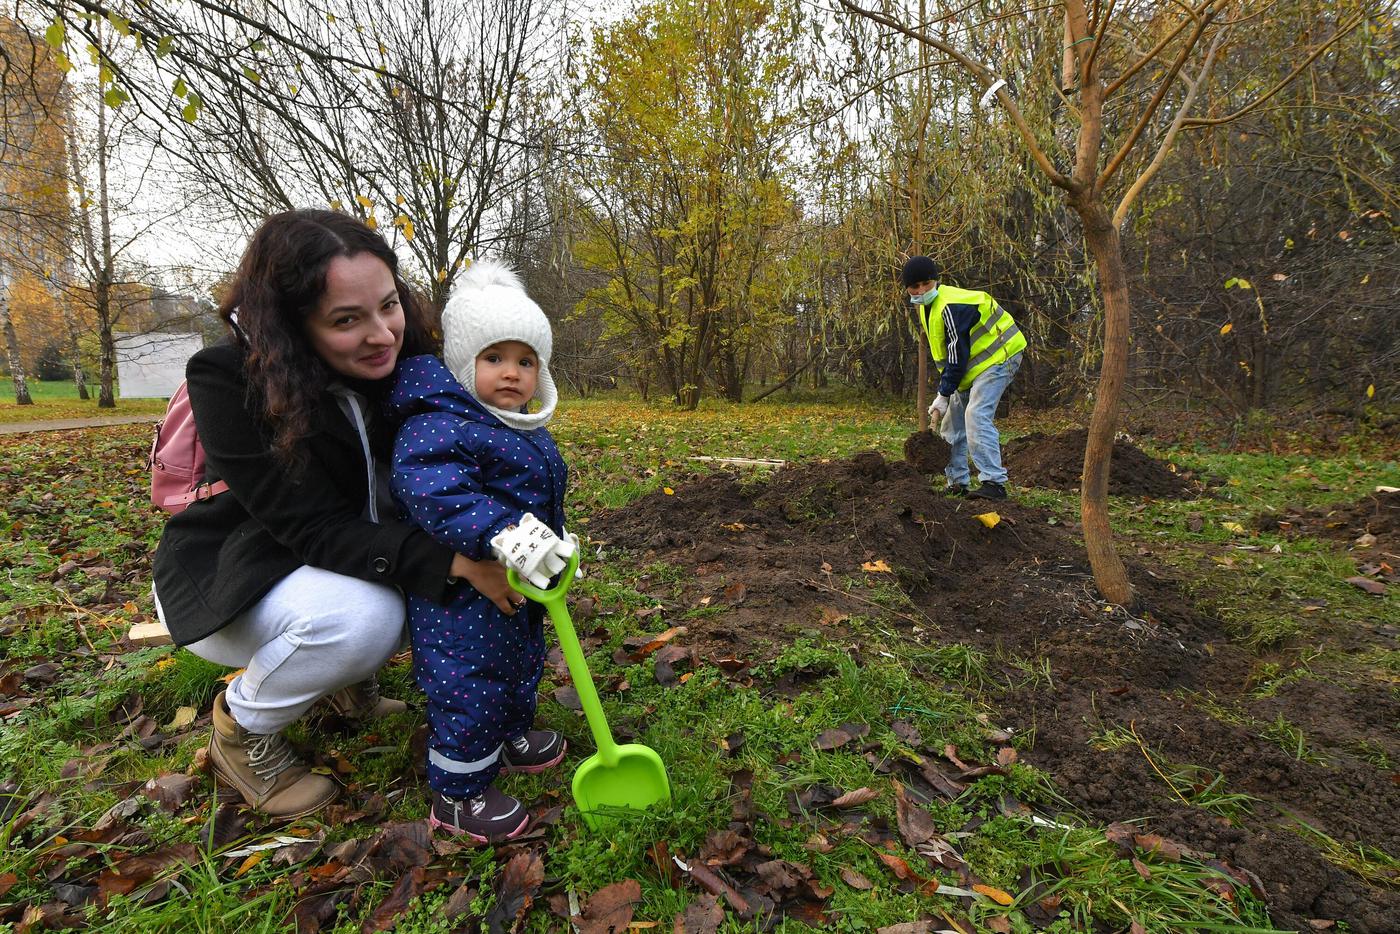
[152, 339, 456, 646]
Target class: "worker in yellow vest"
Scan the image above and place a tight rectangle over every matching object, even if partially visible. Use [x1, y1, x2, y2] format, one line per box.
[902, 256, 1027, 500]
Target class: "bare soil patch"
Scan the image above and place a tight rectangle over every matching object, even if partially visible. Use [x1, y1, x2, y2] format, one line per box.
[590, 450, 1399, 932]
[1257, 490, 1400, 557]
[1003, 428, 1203, 499]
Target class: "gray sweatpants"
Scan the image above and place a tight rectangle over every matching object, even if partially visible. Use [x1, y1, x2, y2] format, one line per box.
[182, 566, 406, 734]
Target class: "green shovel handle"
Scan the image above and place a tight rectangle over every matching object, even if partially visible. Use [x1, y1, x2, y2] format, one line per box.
[508, 552, 620, 766]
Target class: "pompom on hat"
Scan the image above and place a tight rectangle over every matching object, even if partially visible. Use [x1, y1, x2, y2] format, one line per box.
[441, 259, 557, 430]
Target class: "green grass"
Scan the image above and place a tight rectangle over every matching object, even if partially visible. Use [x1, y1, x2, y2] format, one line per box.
[0, 378, 168, 422]
[6, 402, 1396, 932]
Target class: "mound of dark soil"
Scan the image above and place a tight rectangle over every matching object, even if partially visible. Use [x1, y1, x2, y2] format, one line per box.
[1257, 490, 1400, 556]
[588, 452, 1399, 931]
[1003, 428, 1200, 499]
[903, 430, 951, 475]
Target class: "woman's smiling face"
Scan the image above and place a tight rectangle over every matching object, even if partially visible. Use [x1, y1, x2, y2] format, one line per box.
[304, 253, 405, 381]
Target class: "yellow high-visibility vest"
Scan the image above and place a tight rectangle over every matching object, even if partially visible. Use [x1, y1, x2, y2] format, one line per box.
[917, 284, 1027, 392]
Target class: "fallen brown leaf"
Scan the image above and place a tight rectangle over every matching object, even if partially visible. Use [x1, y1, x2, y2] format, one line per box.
[141, 773, 196, 812]
[831, 787, 879, 809]
[875, 851, 919, 882]
[575, 878, 641, 934]
[672, 893, 724, 934]
[839, 868, 873, 890]
[699, 830, 749, 867]
[893, 781, 938, 847]
[814, 723, 869, 751]
[623, 626, 688, 662]
[1345, 576, 1386, 595]
[362, 866, 427, 932]
[1133, 833, 1185, 862]
[485, 849, 544, 934]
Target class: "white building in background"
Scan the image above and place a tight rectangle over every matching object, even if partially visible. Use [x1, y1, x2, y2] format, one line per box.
[113, 331, 203, 399]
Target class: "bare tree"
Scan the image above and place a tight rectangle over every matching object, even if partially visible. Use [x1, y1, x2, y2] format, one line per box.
[136, 0, 566, 309]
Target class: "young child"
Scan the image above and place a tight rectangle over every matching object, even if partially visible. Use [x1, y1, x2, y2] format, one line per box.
[391, 259, 577, 842]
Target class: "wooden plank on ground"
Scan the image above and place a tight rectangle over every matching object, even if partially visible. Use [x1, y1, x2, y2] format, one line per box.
[128, 621, 173, 647]
[688, 456, 786, 467]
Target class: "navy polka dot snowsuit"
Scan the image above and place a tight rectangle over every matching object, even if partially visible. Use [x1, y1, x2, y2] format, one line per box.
[390, 354, 568, 800]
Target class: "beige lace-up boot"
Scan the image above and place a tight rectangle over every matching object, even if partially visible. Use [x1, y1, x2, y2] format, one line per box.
[209, 692, 339, 818]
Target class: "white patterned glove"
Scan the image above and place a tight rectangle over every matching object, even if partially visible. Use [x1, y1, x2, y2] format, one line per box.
[928, 394, 950, 423]
[563, 528, 584, 579]
[490, 513, 577, 588]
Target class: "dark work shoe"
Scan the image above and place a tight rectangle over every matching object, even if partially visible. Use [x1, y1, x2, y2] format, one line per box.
[945, 484, 969, 497]
[501, 730, 566, 774]
[429, 787, 529, 843]
[970, 481, 1008, 501]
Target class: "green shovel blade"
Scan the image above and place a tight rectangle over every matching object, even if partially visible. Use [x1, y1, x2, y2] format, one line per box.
[509, 553, 671, 830]
[571, 742, 672, 831]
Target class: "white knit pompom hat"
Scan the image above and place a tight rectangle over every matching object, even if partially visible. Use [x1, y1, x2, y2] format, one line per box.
[441, 258, 557, 430]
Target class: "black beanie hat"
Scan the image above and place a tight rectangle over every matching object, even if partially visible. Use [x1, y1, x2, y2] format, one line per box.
[900, 256, 941, 287]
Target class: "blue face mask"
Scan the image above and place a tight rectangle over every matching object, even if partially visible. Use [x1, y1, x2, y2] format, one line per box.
[909, 286, 938, 306]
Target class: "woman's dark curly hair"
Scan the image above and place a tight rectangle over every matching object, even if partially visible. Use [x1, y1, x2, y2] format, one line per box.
[219, 209, 439, 465]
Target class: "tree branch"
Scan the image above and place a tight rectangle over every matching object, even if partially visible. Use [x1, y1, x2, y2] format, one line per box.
[836, 0, 1073, 190]
[1181, 8, 1371, 128]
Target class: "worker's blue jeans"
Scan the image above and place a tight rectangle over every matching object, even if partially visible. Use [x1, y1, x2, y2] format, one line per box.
[940, 353, 1022, 486]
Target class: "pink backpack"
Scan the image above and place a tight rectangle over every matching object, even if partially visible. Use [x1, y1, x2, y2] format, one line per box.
[150, 381, 229, 513]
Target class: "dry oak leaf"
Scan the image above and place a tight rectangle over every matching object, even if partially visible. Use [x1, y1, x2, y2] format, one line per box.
[755, 859, 810, 894]
[839, 868, 874, 890]
[699, 829, 749, 867]
[485, 848, 545, 934]
[831, 787, 879, 809]
[1345, 576, 1386, 595]
[363, 865, 427, 932]
[1133, 833, 1186, 862]
[893, 781, 938, 847]
[875, 851, 919, 882]
[575, 878, 642, 934]
[814, 723, 870, 751]
[141, 773, 196, 812]
[673, 892, 724, 934]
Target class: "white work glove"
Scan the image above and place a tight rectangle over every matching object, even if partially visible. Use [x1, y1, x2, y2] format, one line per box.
[927, 394, 950, 423]
[490, 513, 577, 588]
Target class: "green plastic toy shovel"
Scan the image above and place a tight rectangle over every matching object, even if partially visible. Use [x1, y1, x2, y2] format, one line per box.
[508, 551, 671, 829]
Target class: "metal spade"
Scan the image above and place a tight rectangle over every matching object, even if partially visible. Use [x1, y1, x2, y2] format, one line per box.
[508, 551, 671, 829]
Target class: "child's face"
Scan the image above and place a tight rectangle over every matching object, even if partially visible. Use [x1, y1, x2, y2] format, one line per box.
[474, 340, 539, 409]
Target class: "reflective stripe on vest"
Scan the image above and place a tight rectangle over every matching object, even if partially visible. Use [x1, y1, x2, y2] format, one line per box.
[967, 322, 1023, 372]
[969, 307, 1011, 345]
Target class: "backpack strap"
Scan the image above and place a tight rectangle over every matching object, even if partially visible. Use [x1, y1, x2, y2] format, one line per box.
[162, 480, 230, 510]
